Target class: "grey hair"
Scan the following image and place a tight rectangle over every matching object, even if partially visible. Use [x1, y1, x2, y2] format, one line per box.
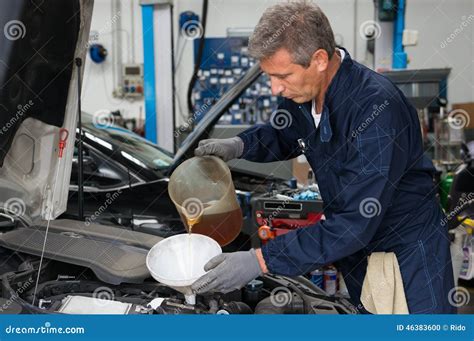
[248, 1, 336, 67]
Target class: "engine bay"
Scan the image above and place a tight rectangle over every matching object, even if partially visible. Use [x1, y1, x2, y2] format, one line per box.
[0, 218, 355, 315]
[0, 251, 355, 315]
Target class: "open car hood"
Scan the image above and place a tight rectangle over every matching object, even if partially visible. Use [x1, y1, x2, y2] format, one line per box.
[171, 63, 262, 170]
[0, 0, 93, 223]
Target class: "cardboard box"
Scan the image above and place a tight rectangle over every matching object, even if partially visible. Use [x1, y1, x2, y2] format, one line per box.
[293, 155, 311, 186]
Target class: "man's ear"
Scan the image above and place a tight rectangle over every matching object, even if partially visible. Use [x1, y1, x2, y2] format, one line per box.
[310, 49, 329, 72]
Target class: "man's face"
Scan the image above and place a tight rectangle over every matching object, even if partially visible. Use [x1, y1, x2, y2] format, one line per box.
[260, 48, 328, 103]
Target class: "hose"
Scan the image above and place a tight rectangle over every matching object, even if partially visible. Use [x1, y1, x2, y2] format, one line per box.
[186, 0, 208, 118]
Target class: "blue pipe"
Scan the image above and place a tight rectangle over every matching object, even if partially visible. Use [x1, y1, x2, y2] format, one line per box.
[392, 0, 407, 69]
[141, 5, 158, 143]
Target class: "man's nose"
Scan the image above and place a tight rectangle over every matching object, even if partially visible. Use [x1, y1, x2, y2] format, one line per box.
[271, 79, 285, 96]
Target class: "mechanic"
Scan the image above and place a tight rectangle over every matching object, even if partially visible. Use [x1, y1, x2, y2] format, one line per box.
[192, 1, 455, 314]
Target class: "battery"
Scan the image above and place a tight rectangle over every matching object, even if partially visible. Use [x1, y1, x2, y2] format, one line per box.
[324, 268, 337, 296]
[310, 269, 324, 289]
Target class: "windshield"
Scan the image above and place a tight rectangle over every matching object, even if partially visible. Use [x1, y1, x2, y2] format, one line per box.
[81, 113, 174, 170]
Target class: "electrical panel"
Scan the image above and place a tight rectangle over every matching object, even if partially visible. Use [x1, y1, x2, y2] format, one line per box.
[192, 37, 281, 125]
[122, 63, 144, 98]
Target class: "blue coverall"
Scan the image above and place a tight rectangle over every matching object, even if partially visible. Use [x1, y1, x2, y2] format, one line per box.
[237, 48, 456, 314]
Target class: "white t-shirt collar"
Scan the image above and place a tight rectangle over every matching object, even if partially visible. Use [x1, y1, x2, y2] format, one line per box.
[311, 48, 345, 128]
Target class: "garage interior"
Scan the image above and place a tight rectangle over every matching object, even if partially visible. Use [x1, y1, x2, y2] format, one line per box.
[0, 0, 473, 317]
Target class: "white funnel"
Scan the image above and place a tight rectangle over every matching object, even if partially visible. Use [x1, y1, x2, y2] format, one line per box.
[146, 233, 222, 305]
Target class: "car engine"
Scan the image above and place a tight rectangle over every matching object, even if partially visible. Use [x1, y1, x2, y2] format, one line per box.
[0, 254, 356, 315]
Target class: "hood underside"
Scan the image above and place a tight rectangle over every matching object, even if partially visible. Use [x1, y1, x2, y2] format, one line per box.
[171, 63, 262, 170]
[0, 0, 94, 222]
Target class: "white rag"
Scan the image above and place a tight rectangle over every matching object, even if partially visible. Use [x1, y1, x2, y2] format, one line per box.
[360, 252, 409, 314]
